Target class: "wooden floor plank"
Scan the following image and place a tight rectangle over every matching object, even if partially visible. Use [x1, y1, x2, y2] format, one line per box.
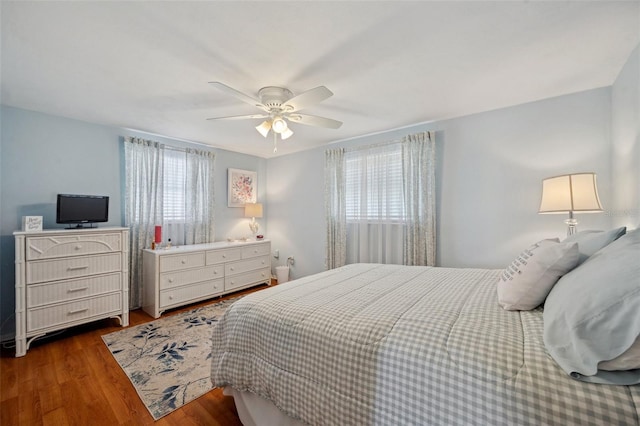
[0, 284, 269, 425]
[1, 396, 19, 426]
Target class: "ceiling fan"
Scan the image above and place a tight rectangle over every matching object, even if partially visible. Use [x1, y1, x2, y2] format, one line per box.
[207, 82, 342, 152]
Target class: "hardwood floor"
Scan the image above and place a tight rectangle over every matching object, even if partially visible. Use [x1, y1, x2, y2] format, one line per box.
[0, 284, 272, 426]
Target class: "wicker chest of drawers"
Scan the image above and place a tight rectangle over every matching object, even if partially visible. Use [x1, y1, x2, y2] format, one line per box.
[14, 227, 130, 357]
[142, 240, 271, 318]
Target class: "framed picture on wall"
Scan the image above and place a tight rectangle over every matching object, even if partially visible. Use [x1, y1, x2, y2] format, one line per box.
[228, 168, 257, 207]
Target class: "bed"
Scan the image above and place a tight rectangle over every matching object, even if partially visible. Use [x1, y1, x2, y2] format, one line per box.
[211, 261, 640, 425]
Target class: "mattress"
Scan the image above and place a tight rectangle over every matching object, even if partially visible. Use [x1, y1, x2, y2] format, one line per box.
[211, 263, 640, 425]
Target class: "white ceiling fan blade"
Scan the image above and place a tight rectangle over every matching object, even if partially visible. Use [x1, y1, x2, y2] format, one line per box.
[282, 86, 333, 112]
[206, 113, 269, 121]
[287, 113, 343, 129]
[208, 82, 268, 111]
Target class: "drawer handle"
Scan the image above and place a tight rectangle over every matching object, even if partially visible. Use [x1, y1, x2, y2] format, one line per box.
[181, 260, 187, 264]
[222, 254, 226, 258]
[169, 295, 174, 300]
[261, 273, 266, 277]
[254, 249, 258, 253]
[168, 278, 174, 283]
[230, 267, 234, 271]
[68, 308, 88, 315]
[67, 287, 88, 293]
[67, 266, 89, 271]
[261, 261, 265, 265]
[231, 281, 235, 285]
[74, 245, 82, 250]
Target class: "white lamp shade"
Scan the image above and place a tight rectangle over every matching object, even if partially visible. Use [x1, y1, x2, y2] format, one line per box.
[255, 121, 271, 138]
[244, 203, 263, 218]
[280, 128, 294, 140]
[539, 173, 603, 214]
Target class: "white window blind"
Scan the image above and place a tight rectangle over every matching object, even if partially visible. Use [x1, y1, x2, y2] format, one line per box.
[163, 149, 186, 221]
[345, 144, 405, 222]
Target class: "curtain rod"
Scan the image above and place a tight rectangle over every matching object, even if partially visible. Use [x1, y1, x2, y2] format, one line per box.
[345, 138, 402, 153]
[344, 131, 433, 153]
[125, 136, 214, 155]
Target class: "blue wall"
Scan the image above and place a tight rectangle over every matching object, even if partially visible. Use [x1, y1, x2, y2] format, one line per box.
[0, 106, 267, 339]
[266, 87, 617, 279]
[611, 45, 640, 229]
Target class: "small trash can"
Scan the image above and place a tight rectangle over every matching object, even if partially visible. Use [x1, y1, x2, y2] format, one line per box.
[276, 266, 290, 284]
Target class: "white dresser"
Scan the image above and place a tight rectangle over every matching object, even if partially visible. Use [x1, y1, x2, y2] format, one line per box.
[14, 227, 130, 357]
[142, 239, 271, 318]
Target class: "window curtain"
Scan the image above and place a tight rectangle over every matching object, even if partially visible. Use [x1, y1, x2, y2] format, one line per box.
[124, 139, 216, 309]
[324, 148, 347, 269]
[184, 148, 215, 244]
[402, 131, 436, 266]
[324, 131, 437, 269]
[124, 137, 164, 308]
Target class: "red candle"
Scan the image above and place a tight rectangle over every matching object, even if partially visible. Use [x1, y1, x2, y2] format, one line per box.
[155, 226, 162, 243]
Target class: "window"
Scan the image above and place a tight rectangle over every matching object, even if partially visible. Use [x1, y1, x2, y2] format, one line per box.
[344, 143, 406, 265]
[325, 131, 435, 268]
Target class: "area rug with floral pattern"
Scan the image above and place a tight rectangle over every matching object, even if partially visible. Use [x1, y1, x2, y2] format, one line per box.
[102, 297, 240, 420]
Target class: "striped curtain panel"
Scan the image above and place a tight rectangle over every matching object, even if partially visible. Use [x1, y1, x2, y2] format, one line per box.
[402, 131, 436, 266]
[324, 148, 347, 270]
[124, 137, 165, 308]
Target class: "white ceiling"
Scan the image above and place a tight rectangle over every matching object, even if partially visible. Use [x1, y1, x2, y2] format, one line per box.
[2, 1, 639, 158]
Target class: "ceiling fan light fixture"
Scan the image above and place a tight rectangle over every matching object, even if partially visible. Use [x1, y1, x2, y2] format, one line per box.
[271, 116, 288, 134]
[255, 120, 271, 138]
[281, 128, 294, 140]
[208, 83, 342, 151]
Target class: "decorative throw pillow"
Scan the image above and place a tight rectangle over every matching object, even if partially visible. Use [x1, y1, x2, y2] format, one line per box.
[563, 226, 626, 265]
[497, 239, 579, 311]
[543, 228, 640, 385]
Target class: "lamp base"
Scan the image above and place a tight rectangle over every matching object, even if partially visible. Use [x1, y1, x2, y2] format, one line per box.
[249, 217, 259, 235]
[565, 217, 578, 237]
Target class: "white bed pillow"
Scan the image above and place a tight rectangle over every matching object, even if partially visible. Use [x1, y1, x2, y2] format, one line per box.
[563, 227, 626, 265]
[543, 227, 640, 385]
[497, 239, 579, 311]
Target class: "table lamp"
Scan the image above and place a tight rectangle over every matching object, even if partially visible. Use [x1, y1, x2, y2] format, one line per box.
[538, 172, 603, 236]
[244, 203, 263, 235]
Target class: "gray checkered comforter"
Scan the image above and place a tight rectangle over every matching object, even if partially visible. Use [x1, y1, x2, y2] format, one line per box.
[211, 263, 640, 425]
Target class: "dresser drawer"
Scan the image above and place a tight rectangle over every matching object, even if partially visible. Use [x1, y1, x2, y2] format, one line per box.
[160, 265, 224, 290]
[27, 253, 121, 284]
[27, 273, 121, 307]
[26, 233, 122, 260]
[159, 252, 205, 273]
[160, 279, 224, 308]
[225, 267, 270, 292]
[26, 293, 121, 333]
[206, 248, 241, 265]
[226, 255, 270, 276]
[241, 243, 270, 259]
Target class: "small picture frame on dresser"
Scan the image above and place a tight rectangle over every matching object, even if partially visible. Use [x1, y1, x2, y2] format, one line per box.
[21, 216, 43, 232]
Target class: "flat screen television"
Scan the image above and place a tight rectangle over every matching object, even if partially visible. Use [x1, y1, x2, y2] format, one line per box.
[56, 194, 109, 228]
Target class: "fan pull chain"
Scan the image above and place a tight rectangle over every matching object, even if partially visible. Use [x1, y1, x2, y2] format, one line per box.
[273, 131, 278, 153]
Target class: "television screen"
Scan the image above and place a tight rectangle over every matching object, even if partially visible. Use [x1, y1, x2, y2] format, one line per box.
[56, 194, 109, 226]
